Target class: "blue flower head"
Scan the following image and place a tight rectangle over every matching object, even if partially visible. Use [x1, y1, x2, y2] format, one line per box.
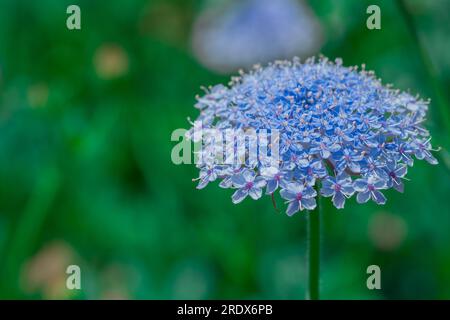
[188, 57, 439, 216]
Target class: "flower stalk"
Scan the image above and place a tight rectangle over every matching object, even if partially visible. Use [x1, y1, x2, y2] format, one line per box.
[307, 195, 320, 300]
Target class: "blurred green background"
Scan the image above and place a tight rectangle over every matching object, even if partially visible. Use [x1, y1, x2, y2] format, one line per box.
[0, 0, 449, 299]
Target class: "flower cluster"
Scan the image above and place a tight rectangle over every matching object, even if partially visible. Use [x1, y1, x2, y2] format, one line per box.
[188, 57, 438, 215]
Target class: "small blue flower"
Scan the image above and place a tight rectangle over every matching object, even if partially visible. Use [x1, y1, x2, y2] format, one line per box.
[412, 138, 439, 165]
[310, 137, 340, 159]
[296, 158, 328, 187]
[393, 139, 415, 166]
[320, 173, 355, 209]
[260, 166, 290, 194]
[359, 157, 387, 178]
[384, 161, 407, 193]
[219, 165, 243, 189]
[231, 170, 266, 204]
[280, 183, 317, 216]
[354, 176, 388, 205]
[195, 165, 220, 189]
[334, 148, 363, 174]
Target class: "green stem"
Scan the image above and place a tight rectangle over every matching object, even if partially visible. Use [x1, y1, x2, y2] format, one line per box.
[307, 196, 321, 300]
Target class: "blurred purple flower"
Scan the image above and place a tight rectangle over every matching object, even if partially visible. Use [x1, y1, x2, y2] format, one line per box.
[191, 0, 323, 73]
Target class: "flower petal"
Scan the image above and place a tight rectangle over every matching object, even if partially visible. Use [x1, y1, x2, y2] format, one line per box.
[393, 180, 404, 193]
[348, 161, 360, 173]
[356, 190, 371, 204]
[424, 151, 438, 165]
[232, 188, 248, 204]
[321, 149, 331, 159]
[373, 179, 387, 189]
[286, 201, 300, 216]
[302, 197, 317, 210]
[332, 192, 346, 209]
[219, 177, 232, 189]
[394, 165, 407, 177]
[302, 186, 317, 198]
[340, 185, 355, 196]
[321, 178, 334, 190]
[261, 166, 278, 178]
[320, 186, 334, 197]
[249, 187, 262, 200]
[232, 174, 246, 188]
[371, 190, 386, 204]
[253, 176, 267, 188]
[280, 189, 296, 201]
[265, 179, 279, 194]
[197, 177, 210, 189]
[288, 182, 304, 194]
[354, 179, 367, 192]
[243, 170, 256, 182]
